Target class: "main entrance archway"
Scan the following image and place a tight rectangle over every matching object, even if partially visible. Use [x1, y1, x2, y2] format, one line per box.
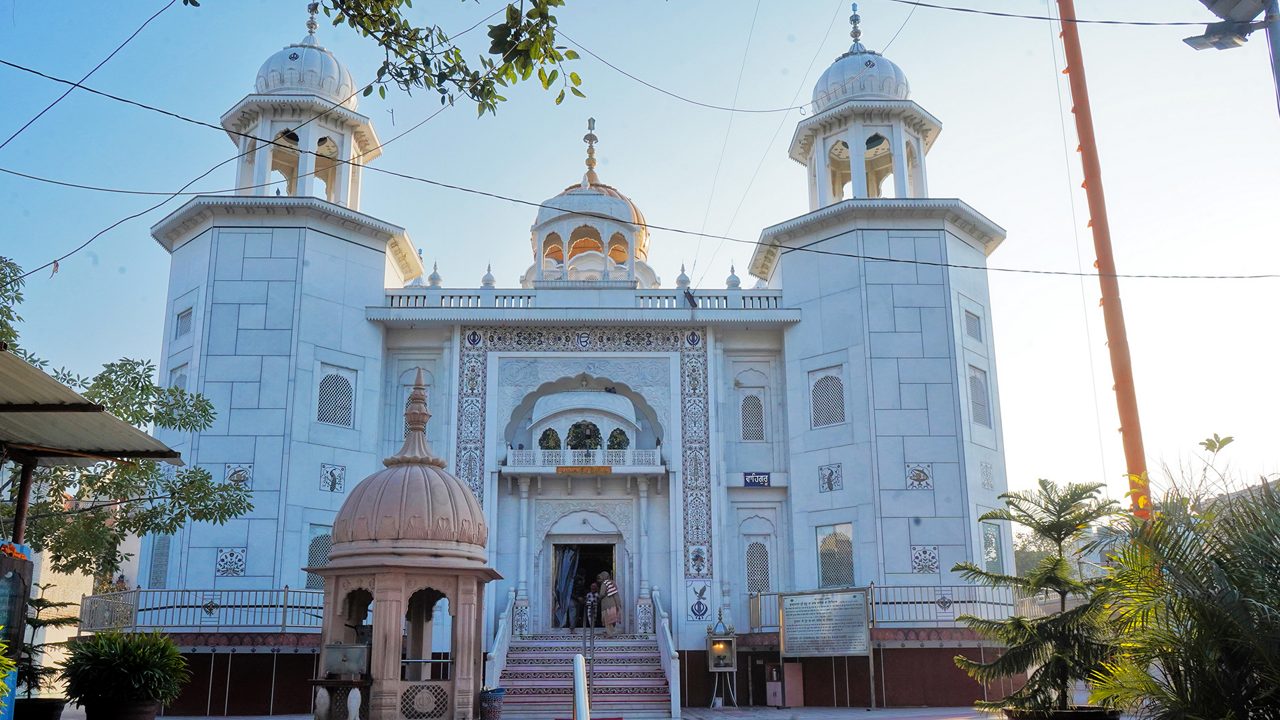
[536, 508, 630, 634]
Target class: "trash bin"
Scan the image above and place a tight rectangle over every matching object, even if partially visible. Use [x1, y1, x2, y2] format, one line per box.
[478, 687, 506, 720]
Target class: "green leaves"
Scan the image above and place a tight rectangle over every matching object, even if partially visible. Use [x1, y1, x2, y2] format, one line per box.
[61, 632, 191, 704]
[320, 0, 584, 116]
[0, 256, 252, 579]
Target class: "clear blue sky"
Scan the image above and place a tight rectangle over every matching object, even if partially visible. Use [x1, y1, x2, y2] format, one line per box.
[2, 0, 1277, 498]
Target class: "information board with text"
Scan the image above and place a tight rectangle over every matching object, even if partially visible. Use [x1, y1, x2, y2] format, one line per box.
[780, 589, 870, 657]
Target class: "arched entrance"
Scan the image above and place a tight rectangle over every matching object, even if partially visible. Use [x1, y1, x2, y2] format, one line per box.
[537, 509, 629, 633]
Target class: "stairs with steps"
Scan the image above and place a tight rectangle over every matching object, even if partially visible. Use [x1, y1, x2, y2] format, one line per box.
[499, 632, 673, 719]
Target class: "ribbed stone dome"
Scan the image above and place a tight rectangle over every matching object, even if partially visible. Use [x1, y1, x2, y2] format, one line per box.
[330, 370, 487, 565]
[811, 5, 910, 112]
[255, 33, 358, 111]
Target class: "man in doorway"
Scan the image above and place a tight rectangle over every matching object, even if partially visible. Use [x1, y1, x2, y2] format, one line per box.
[597, 570, 622, 636]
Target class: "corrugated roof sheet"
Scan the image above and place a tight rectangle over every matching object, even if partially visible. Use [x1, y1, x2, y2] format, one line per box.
[0, 351, 180, 466]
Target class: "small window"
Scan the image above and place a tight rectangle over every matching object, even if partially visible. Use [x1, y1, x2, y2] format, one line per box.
[174, 308, 193, 339]
[317, 365, 355, 427]
[169, 364, 188, 392]
[810, 370, 846, 428]
[982, 522, 1003, 574]
[968, 365, 991, 427]
[740, 394, 765, 442]
[148, 535, 172, 588]
[816, 522, 854, 588]
[746, 541, 770, 593]
[964, 310, 983, 342]
[305, 525, 333, 589]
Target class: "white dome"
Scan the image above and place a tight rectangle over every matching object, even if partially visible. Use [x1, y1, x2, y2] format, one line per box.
[255, 33, 358, 110]
[812, 43, 910, 111]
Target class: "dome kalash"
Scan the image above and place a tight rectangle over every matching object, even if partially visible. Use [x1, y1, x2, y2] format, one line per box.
[521, 119, 661, 288]
[810, 3, 910, 111]
[254, 14, 358, 111]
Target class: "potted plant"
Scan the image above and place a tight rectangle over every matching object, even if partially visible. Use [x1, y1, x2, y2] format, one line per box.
[60, 632, 190, 720]
[952, 479, 1121, 719]
[15, 583, 79, 720]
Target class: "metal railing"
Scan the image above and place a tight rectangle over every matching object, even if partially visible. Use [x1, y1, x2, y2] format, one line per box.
[485, 589, 516, 687]
[650, 587, 682, 719]
[506, 448, 661, 468]
[748, 585, 1020, 632]
[572, 653, 592, 720]
[80, 587, 324, 633]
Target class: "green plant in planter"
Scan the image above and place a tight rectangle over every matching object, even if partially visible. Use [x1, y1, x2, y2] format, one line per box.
[566, 421, 601, 450]
[60, 632, 190, 713]
[952, 479, 1120, 715]
[17, 583, 80, 699]
[0, 634, 16, 708]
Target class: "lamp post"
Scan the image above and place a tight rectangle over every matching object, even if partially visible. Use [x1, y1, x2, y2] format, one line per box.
[1185, 0, 1280, 116]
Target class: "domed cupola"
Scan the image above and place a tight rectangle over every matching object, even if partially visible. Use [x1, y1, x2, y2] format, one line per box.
[255, 12, 358, 110]
[811, 4, 909, 111]
[329, 370, 488, 568]
[521, 119, 661, 288]
[780, 3, 941, 215]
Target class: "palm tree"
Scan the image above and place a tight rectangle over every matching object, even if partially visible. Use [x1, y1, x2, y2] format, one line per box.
[952, 479, 1120, 715]
[1091, 479, 1280, 719]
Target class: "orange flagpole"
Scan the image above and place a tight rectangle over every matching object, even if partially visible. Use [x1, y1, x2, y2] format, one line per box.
[1056, 0, 1150, 519]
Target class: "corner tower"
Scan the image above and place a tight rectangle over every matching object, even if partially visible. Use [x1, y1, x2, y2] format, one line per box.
[749, 4, 1014, 592]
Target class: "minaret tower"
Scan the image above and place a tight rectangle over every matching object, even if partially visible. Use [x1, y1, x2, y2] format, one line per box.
[222, 4, 380, 209]
[795, 3, 940, 208]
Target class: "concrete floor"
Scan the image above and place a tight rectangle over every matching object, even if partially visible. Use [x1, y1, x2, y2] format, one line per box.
[64, 705, 987, 719]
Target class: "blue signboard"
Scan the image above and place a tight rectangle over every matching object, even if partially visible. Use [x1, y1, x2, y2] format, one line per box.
[744, 472, 771, 487]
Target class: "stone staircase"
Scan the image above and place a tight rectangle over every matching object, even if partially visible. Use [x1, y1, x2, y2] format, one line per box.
[498, 632, 673, 719]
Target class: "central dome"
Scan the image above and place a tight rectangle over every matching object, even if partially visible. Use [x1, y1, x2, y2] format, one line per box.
[255, 30, 358, 111]
[536, 181, 647, 228]
[811, 5, 910, 112]
[330, 370, 487, 566]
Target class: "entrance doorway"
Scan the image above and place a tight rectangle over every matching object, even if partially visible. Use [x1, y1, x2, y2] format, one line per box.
[551, 543, 614, 629]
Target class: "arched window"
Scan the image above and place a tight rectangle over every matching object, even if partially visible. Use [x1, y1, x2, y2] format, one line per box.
[568, 225, 604, 259]
[317, 366, 355, 427]
[865, 133, 894, 198]
[740, 394, 765, 442]
[817, 523, 854, 588]
[539, 428, 561, 450]
[305, 526, 333, 589]
[746, 541, 770, 594]
[607, 428, 630, 450]
[566, 421, 602, 450]
[543, 233, 564, 263]
[607, 233, 629, 264]
[968, 365, 991, 427]
[810, 371, 846, 428]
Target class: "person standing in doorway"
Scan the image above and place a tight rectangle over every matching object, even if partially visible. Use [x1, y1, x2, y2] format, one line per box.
[597, 571, 622, 636]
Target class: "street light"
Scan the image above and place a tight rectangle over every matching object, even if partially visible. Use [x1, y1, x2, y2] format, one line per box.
[1185, 0, 1280, 114]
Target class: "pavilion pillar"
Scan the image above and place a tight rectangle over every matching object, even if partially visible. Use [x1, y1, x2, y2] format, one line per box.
[295, 123, 317, 197]
[334, 131, 352, 206]
[453, 577, 479, 720]
[369, 587, 403, 720]
[847, 123, 869, 199]
[813, 135, 832, 208]
[252, 123, 272, 193]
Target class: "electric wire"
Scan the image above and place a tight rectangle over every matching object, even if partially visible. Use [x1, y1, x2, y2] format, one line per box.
[3, 59, 1279, 282]
[0, 0, 176, 152]
[884, 0, 1208, 26]
[695, 0, 916, 289]
[689, 0, 764, 281]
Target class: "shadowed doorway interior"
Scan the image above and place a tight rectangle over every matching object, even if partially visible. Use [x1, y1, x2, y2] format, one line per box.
[552, 542, 614, 629]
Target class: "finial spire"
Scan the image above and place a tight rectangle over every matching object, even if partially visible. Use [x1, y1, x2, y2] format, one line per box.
[386, 368, 444, 467]
[306, 2, 319, 35]
[582, 117, 600, 186]
[849, 2, 865, 50]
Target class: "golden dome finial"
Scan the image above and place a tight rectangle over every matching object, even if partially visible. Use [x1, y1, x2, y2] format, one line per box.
[582, 117, 600, 186]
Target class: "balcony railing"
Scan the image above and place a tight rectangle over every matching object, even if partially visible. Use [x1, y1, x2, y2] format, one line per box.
[748, 585, 1021, 632]
[80, 588, 324, 633]
[506, 448, 661, 468]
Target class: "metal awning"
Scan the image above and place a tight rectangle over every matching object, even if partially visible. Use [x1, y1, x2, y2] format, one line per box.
[0, 349, 181, 467]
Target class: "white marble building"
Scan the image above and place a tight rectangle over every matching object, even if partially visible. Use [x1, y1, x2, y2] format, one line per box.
[139, 8, 1013, 661]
